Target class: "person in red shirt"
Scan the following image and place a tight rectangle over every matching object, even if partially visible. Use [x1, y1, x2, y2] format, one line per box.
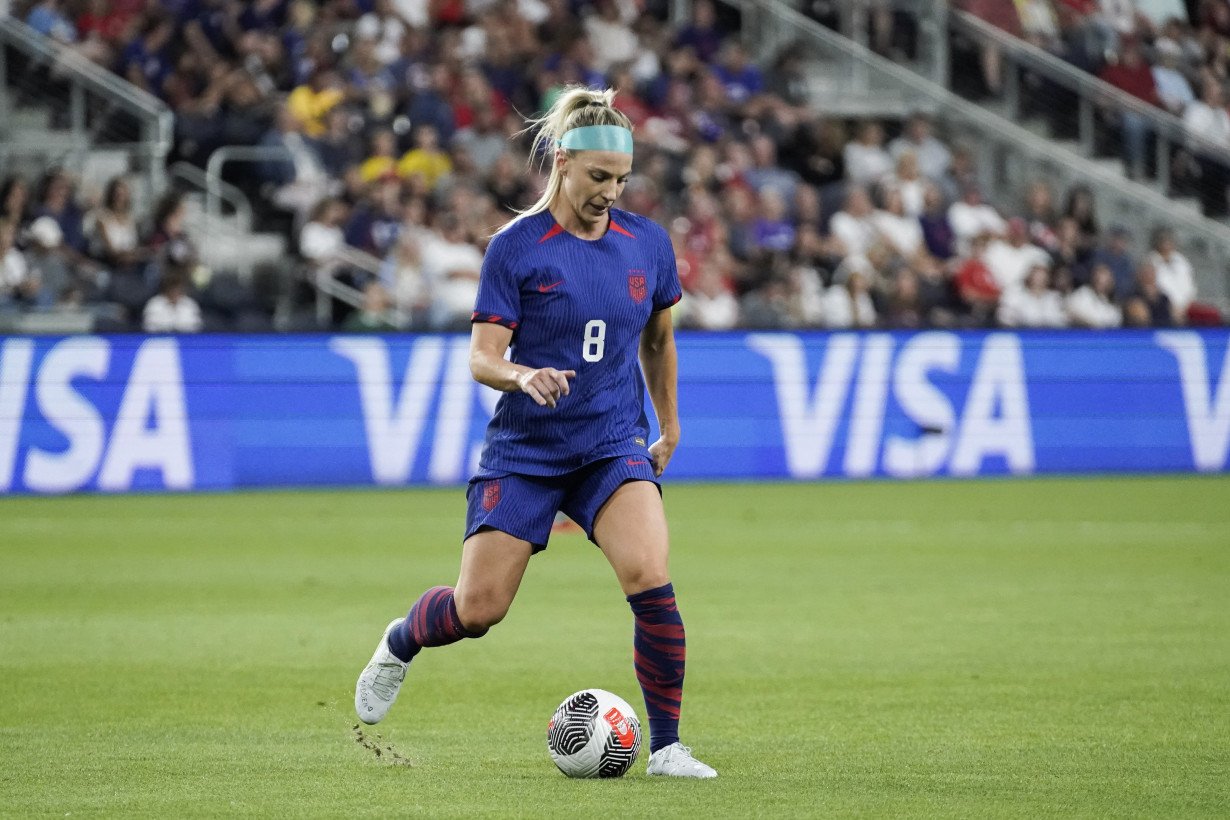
[1098, 39, 1162, 178]
[954, 232, 1002, 326]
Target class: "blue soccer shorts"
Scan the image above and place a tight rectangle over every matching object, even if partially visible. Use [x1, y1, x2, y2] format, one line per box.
[463, 455, 660, 553]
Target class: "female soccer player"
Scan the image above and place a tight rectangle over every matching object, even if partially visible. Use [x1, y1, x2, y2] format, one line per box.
[354, 87, 716, 779]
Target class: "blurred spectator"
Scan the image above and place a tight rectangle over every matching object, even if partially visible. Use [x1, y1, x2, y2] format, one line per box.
[751, 189, 796, 254]
[585, 0, 639, 74]
[260, 104, 336, 227]
[421, 213, 482, 330]
[954, 232, 1002, 324]
[830, 186, 880, 258]
[713, 41, 764, 106]
[381, 231, 429, 326]
[26, 0, 77, 44]
[398, 125, 453, 191]
[0, 175, 31, 230]
[345, 179, 404, 257]
[997, 262, 1068, 327]
[919, 185, 957, 260]
[1087, 224, 1137, 297]
[287, 68, 346, 138]
[744, 135, 800, 200]
[888, 114, 953, 181]
[1021, 180, 1060, 252]
[843, 121, 894, 186]
[1066, 262, 1123, 327]
[1125, 260, 1176, 326]
[1151, 38, 1195, 115]
[1051, 216, 1092, 282]
[681, 264, 740, 330]
[452, 106, 508, 178]
[121, 13, 175, 97]
[147, 192, 198, 267]
[1062, 185, 1101, 250]
[673, 0, 723, 64]
[143, 271, 203, 333]
[0, 219, 34, 307]
[984, 217, 1051, 289]
[300, 197, 349, 281]
[1181, 77, 1230, 217]
[359, 129, 401, 184]
[823, 263, 877, 328]
[342, 280, 400, 332]
[1098, 39, 1161, 178]
[87, 177, 143, 275]
[886, 151, 928, 217]
[1148, 227, 1196, 316]
[23, 215, 73, 307]
[948, 186, 1007, 253]
[873, 186, 926, 261]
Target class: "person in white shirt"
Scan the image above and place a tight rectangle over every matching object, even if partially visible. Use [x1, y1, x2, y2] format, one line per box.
[888, 114, 952, 181]
[1151, 39, 1195, 115]
[886, 151, 929, 217]
[844, 121, 895, 186]
[823, 265, 877, 329]
[682, 264, 740, 330]
[829, 186, 881, 258]
[421, 213, 483, 331]
[1148, 227, 1196, 316]
[1066, 263, 1123, 328]
[872, 185, 925, 260]
[0, 218, 34, 305]
[948, 186, 1007, 255]
[983, 217, 1052, 290]
[997, 262, 1067, 327]
[1182, 77, 1230, 216]
[143, 272, 203, 333]
[583, 0, 639, 73]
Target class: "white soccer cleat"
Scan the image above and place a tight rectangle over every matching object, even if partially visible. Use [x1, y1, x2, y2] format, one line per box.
[354, 618, 408, 725]
[646, 742, 718, 779]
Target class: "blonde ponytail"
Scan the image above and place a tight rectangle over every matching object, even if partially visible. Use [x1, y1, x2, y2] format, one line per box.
[496, 86, 633, 234]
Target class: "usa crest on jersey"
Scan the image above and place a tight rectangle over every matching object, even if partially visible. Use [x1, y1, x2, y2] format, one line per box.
[628, 272, 647, 304]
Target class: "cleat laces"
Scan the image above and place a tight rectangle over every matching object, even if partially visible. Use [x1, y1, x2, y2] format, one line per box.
[370, 663, 405, 701]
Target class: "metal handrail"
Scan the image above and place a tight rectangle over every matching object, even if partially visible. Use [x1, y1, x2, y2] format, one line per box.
[0, 16, 173, 197]
[168, 161, 253, 232]
[951, 10, 1227, 176]
[732, 0, 1230, 304]
[204, 145, 294, 222]
[0, 16, 168, 124]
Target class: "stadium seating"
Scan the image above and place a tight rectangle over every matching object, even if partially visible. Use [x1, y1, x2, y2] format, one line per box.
[0, 0, 1222, 332]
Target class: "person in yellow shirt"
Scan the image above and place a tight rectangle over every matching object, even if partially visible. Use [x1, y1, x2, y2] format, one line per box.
[358, 129, 400, 184]
[397, 125, 453, 190]
[287, 69, 346, 138]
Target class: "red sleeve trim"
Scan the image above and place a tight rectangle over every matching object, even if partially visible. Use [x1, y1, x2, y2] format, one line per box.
[471, 312, 519, 330]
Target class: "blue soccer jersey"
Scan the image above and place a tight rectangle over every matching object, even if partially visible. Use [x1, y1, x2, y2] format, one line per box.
[471, 208, 682, 475]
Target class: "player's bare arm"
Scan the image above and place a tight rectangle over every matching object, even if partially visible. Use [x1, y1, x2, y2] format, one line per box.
[469, 321, 575, 408]
[639, 307, 679, 477]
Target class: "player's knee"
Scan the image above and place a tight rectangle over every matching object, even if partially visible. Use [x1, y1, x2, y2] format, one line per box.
[455, 591, 510, 632]
[622, 567, 671, 596]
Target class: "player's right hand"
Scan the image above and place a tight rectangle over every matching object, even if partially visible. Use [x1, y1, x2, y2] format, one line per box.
[516, 368, 576, 408]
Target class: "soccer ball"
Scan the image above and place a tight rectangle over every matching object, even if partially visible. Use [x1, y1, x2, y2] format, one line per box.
[546, 689, 642, 778]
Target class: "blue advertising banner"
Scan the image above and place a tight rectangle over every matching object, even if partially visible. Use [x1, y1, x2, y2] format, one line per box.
[0, 330, 1227, 494]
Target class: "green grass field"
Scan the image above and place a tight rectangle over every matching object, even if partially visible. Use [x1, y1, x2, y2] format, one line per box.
[2, 477, 1228, 817]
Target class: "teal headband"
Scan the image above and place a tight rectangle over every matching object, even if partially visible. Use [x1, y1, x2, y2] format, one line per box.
[558, 125, 634, 154]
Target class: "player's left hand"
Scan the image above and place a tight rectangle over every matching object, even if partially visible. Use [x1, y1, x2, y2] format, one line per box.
[648, 435, 678, 477]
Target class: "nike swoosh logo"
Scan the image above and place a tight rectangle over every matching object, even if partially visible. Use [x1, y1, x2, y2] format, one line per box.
[537, 281, 564, 293]
[625, 459, 648, 466]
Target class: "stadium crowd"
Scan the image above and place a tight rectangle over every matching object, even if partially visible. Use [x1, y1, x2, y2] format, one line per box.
[0, 0, 1221, 332]
[956, 0, 1230, 218]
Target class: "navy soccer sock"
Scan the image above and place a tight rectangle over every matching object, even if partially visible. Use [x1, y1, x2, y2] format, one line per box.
[627, 582, 686, 753]
[386, 585, 487, 662]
